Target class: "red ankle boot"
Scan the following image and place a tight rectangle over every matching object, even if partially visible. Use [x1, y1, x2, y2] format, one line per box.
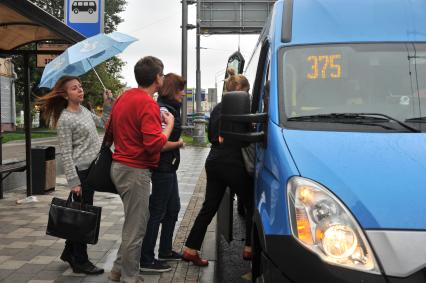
[182, 251, 209, 266]
[242, 250, 252, 261]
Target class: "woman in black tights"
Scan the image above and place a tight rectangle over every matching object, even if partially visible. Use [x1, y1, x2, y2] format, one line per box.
[182, 69, 254, 266]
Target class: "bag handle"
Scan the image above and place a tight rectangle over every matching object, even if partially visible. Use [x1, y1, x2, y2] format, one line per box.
[67, 192, 84, 209]
[67, 192, 78, 204]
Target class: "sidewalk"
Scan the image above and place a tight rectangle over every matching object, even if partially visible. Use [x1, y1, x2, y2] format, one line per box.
[0, 146, 212, 283]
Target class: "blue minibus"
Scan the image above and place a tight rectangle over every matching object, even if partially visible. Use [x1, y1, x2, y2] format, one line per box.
[219, 0, 426, 282]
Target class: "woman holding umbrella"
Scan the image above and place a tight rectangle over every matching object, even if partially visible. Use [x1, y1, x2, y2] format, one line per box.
[37, 75, 112, 274]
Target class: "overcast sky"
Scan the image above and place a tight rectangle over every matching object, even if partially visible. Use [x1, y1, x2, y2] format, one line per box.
[115, 0, 259, 93]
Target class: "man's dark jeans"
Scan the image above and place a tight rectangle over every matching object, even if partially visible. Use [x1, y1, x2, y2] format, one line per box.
[63, 169, 94, 264]
[141, 171, 181, 264]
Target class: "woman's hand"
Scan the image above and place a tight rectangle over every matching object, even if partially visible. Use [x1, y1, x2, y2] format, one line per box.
[218, 136, 224, 144]
[162, 111, 175, 127]
[103, 89, 113, 106]
[178, 138, 185, 148]
[71, 185, 82, 197]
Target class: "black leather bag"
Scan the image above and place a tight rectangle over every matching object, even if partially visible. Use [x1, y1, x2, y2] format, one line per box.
[46, 193, 102, 244]
[86, 145, 117, 194]
[86, 111, 117, 194]
[241, 143, 255, 176]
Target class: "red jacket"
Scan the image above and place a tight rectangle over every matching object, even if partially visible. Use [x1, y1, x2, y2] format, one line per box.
[111, 88, 167, 169]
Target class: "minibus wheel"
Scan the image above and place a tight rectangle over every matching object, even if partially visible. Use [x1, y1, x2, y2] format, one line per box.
[73, 8, 78, 14]
[88, 8, 94, 14]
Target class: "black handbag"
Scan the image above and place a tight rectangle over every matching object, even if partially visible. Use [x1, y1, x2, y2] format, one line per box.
[46, 193, 102, 244]
[241, 143, 255, 176]
[86, 110, 118, 194]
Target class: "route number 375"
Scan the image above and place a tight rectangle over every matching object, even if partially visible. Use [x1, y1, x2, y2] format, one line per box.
[307, 54, 342, 80]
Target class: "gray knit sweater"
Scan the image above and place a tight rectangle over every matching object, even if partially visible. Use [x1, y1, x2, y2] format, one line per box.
[57, 105, 111, 188]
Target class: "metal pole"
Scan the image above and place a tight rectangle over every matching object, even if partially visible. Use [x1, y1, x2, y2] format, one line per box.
[195, 0, 202, 113]
[23, 54, 32, 197]
[0, 63, 3, 199]
[192, 0, 207, 144]
[88, 64, 106, 92]
[181, 0, 188, 125]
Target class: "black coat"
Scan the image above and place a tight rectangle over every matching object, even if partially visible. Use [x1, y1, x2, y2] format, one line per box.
[206, 102, 245, 168]
[155, 96, 182, 172]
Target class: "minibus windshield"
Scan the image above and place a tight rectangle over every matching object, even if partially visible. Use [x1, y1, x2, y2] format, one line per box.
[281, 43, 426, 131]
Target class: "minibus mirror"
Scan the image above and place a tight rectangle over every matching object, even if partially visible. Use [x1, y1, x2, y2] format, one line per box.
[220, 91, 267, 143]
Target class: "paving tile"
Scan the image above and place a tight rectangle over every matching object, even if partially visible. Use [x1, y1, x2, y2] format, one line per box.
[28, 230, 48, 237]
[99, 234, 120, 241]
[0, 259, 27, 269]
[0, 269, 14, 281]
[99, 221, 114, 227]
[0, 147, 211, 283]
[34, 270, 71, 280]
[54, 276, 83, 283]
[12, 246, 46, 261]
[8, 227, 34, 235]
[16, 263, 47, 274]
[30, 255, 57, 264]
[87, 250, 107, 260]
[31, 217, 49, 224]
[0, 256, 10, 264]
[43, 261, 69, 272]
[2, 272, 35, 282]
[79, 273, 111, 282]
[62, 268, 86, 277]
[0, 247, 24, 256]
[33, 239, 57, 247]
[8, 241, 33, 249]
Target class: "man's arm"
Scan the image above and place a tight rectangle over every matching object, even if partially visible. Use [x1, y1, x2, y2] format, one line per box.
[140, 102, 174, 154]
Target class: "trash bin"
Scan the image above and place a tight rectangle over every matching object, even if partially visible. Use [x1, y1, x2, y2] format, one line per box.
[31, 146, 56, 194]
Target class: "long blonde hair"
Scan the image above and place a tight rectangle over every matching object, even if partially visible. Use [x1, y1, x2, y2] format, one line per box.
[36, 76, 81, 128]
[224, 68, 250, 92]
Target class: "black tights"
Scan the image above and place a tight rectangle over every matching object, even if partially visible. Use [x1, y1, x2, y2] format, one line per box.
[62, 169, 95, 264]
[185, 160, 254, 250]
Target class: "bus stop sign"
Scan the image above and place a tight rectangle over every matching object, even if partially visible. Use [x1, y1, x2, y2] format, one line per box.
[64, 0, 104, 37]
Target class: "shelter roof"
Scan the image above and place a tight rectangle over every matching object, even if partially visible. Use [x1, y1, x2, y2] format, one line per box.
[0, 0, 84, 51]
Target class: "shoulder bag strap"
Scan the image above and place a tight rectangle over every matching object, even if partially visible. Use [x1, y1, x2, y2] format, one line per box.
[101, 95, 122, 148]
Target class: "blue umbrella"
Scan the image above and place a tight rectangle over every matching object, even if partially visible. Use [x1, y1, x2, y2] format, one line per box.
[39, 31, 138, 89]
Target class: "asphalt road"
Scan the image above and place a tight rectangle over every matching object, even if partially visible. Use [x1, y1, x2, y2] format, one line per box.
[2, 138, 59, 161]
[216, 202, 252, 283]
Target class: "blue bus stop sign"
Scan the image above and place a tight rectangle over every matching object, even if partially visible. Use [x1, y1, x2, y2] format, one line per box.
[64, 0, 105, 37]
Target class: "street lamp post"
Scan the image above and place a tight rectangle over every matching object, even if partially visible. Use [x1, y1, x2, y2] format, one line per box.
[181, 0, 188, 126]
[181, 0, 196, 126]
[195, 0, 201, 114]
[192, 0, 207, 144]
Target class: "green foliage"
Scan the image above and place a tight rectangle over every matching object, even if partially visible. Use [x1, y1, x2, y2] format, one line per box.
[181, 133, 210, 147]
[105, 0, 127, 33]
[12, 0, 128, 115]
[79, 59, 125, 108]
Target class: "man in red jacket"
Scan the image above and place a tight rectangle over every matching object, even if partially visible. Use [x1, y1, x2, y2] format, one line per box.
[109, 56, 174, 283]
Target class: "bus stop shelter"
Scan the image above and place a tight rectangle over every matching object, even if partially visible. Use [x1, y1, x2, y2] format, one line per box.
[0, 0, 85, 199]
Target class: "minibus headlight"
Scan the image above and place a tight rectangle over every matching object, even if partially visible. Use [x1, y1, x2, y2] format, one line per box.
[287, 177, 379, 274]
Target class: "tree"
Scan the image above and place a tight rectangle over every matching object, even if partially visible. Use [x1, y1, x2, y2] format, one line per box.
[13, 0, 128, 124]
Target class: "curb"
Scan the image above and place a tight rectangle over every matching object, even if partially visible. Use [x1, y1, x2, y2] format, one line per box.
[159, 170, 218, 283]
